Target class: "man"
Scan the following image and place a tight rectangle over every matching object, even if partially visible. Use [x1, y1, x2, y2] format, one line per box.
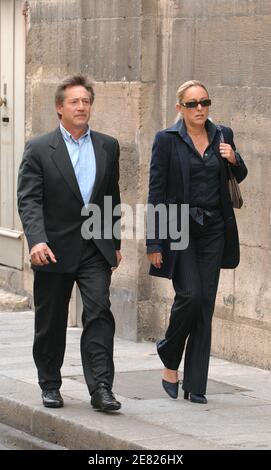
[17, 75, 122, 412]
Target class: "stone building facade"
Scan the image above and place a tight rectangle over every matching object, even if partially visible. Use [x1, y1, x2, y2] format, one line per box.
[0, 0, 270, 369]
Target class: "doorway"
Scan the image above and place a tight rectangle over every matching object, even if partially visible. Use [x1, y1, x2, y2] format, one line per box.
[0, 0, 25, 270]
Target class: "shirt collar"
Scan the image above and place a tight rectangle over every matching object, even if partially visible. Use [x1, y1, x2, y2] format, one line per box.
[166, 118, 218, 145]
[205, 118, 218, 143]
[60, 123, 90, 143]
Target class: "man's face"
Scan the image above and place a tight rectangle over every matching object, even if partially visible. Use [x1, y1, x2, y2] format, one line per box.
[56, 85, 92, 130]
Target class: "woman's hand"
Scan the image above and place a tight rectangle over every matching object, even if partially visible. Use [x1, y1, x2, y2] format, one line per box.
[219, 143, 237, 165]
[147, 252, 163, 269]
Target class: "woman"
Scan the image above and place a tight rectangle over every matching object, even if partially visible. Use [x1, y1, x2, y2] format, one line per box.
[147, 80, 247, 403]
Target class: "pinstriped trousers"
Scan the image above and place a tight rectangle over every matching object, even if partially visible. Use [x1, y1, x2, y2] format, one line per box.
[157, 214, 225, 395]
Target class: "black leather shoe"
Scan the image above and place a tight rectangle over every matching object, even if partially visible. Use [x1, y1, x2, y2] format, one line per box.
[184, 391, 207, 404]
[42, 389, 64, 408]
[91, 383, 121, 411]
[162, 379, 179, 399]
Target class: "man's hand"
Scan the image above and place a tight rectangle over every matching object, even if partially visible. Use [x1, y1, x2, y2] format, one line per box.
[111, 250, 122, 272]
[30, 243, 57, 266]
[147, 252, 163, 269]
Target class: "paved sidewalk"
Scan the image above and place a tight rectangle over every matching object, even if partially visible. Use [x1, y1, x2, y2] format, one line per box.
[0, 310, 270, 450]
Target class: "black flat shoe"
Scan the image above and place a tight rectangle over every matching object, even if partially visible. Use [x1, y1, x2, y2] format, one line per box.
[162, 379, 179, 399]
[184, 391, 207, 404]
[42, 389, 64, 408]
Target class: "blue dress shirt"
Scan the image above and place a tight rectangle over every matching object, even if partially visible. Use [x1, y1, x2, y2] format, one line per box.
[60, 123, 96, 205]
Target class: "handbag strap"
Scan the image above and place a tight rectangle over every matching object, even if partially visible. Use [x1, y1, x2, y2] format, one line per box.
[227, 163, 235, 180]
[216, 125, 234, 175]
[216, 125, 232, 145]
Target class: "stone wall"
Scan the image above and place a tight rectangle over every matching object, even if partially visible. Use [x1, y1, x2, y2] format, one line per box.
[25, 0, 158, 339]
[24, 0, 271, 368]
[145, 0, 271, 369]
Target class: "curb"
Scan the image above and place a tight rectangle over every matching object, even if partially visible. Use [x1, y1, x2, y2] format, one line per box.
[0, 395, 145, 450]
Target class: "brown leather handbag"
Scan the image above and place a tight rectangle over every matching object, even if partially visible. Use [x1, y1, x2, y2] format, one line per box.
[227, 164, 243, 209]
[218, 125, 243, 209]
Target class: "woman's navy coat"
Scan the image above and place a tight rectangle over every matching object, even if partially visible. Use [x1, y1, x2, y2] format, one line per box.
[146, 119, 248, 279]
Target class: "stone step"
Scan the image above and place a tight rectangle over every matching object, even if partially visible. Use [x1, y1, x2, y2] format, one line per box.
[0, 421, 67, 450]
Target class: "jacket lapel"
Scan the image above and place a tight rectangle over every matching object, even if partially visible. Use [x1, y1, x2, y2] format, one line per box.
[49, 128, 84, 205]
[166, 120, 190, 203]
[89, 131, 107, 203]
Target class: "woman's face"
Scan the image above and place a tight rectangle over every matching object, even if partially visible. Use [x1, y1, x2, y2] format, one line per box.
[176, 85, 210, 127]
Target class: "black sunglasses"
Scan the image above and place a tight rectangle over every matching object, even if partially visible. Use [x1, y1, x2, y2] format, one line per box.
[180, 99, 211, 109]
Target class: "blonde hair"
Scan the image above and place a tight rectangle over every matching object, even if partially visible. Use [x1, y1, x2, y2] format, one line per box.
[175, 80, 209, 122]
